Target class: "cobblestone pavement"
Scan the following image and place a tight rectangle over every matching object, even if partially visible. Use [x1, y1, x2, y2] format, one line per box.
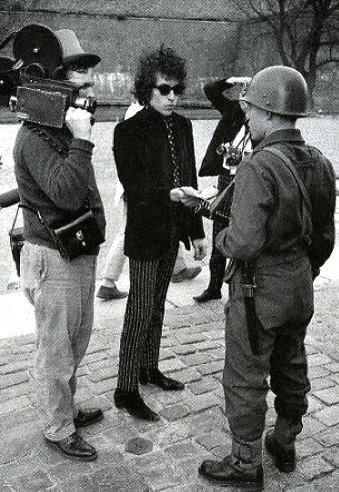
[1, 197, 339, 492]
[2, 281, 339, 491]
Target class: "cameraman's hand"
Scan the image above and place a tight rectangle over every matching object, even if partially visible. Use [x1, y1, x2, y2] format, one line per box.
[65, 107, 92, 141]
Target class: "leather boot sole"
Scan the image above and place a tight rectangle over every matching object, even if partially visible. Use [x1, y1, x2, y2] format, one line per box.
[193, 289, 222, 303]
[45, 438, 98, 461]
[74, 409, 104, 428]
[198, 467, 263, 490]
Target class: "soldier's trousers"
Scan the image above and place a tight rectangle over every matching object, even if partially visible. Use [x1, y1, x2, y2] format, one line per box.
[117, 240, 179, 391]
[208, 218, 227, 293]
[222, 282, 311, 443]
[207, 172, 232, 293]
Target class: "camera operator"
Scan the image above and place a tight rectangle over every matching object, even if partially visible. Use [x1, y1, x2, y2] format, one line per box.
[13, 29, 106, 461]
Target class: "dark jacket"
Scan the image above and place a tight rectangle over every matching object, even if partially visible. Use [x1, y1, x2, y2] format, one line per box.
[113, 107, 204, 260]
[199, 78, 246, 178]
[14, 123, 106, 252]
[217, 128, 336, 328]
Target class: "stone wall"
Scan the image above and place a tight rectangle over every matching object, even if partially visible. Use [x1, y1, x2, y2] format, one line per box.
[0, 2, 337, 112]
[0, 3, 279, 106]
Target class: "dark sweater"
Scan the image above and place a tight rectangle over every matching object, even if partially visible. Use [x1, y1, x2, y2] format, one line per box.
[14, 123, 106, 252]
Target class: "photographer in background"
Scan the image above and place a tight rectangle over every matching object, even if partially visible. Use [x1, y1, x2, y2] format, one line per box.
[13, 29, 105, 461]
[193, 76, 252, 303]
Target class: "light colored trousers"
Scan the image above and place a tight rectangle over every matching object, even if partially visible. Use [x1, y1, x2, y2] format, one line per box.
[21, 242, 97, 441]
[102, 199, 127, 281]
[103, 199, 186, 281]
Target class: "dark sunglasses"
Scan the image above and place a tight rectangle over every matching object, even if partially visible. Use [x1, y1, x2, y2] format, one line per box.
[155, 84, 185, 96]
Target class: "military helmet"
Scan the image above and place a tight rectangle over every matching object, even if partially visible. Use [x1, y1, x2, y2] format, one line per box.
[241, 65, 309, 117]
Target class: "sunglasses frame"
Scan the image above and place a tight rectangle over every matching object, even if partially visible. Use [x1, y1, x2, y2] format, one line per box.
[155, 83, 185, 96]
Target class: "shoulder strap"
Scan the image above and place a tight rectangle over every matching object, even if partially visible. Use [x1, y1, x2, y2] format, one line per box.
[262, 147, 312, 214]
[261, 146, 313, 248]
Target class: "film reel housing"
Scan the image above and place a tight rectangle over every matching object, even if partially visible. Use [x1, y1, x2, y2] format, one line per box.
[0, 24, 98, 127]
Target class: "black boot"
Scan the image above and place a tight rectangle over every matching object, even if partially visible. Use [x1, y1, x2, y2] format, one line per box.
[114, 389, 160, 421]
[193, 288, 222, 303]
[265, 430, 296, 473]
[198, 455, 264, 490]
[45, 432, 98, 461]
[140, 367, 185, 391]
[74, 408, 103, 428]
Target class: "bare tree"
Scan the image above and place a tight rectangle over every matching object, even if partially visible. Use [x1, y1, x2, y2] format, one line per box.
[228, 0, 339, 104]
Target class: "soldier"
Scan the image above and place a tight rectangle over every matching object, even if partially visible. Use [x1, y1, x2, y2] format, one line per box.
[197, 66, 336, 489]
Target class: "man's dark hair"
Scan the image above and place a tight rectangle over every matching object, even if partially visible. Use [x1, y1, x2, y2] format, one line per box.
[134, 45, 187, 105]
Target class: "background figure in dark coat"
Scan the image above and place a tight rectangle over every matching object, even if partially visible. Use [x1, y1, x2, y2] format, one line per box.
[113, 46, 206, 421]
[194, 76, 251, 303]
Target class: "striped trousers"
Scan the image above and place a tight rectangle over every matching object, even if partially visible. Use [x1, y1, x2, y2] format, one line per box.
[117, 240, 179, 391]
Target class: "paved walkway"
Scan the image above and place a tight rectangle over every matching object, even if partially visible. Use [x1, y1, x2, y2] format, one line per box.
[1, 200, 339, 491]
[1, 266, 339, 491]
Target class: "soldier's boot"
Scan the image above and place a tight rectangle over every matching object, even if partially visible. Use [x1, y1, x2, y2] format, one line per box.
[198, 437, 264, 490]
[265, 416, 302, 473]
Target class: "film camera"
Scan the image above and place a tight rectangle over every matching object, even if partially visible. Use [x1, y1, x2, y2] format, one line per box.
[216, 142, 247, 175]
[10, 78, 97, 128]
[0, 24, 98, 128]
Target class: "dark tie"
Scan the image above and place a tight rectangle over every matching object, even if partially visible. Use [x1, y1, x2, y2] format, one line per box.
[164, 116, 181, 187]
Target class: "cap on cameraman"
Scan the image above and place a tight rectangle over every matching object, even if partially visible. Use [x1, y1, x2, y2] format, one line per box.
[54, 29, 101, 69]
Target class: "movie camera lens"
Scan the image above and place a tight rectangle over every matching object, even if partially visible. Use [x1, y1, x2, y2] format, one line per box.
[74, 96, 97, 113]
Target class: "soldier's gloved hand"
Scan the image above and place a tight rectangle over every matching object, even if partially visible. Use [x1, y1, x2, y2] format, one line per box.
[65, 107, 92, 141]
[197, 186, 219, 200]
[170, 188, 185, 202]
[192, 238, 206, 261]
[170, 187, 202, 208]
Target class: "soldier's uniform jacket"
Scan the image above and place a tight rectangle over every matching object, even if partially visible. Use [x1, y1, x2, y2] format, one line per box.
[217, 128, 336, 329]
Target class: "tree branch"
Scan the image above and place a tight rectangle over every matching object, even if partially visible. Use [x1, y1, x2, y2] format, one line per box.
[315, 58, 339, 69]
